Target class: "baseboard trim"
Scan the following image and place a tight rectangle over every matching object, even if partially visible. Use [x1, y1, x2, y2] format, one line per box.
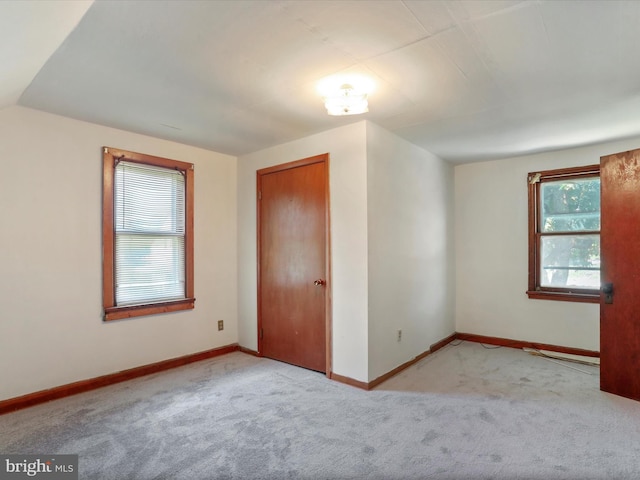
[328, 372, 369, 390]
[328, 331, 597, 391]
[330, 332, 459, 391]
[455, 333, 600, 358]
[238, 346, 259, 356]
[0, 343, 240, 415]
[367, 349, 431, 390]
[367, 332, 458, 389]
[1, 332, 599, 415]
[430, 332, 458, 354]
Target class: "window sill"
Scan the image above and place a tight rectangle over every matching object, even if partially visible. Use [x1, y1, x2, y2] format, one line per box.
[104, 298, 196, 321]
[526, 290, 599, 304]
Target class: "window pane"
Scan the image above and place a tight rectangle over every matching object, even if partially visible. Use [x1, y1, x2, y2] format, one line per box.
[115, 161, 185, 234]
[115, 234, 185, 305]
[113, 160, 186, 306]
[540, 234, 600, 288]
[541, 178, 600, 233]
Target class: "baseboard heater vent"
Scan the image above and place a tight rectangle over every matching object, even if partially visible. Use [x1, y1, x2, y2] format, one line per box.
[523, 347, 600, 366]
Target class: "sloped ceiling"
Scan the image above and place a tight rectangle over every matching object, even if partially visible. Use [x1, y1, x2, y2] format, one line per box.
[0, 0, 92, 108]
[6, 0, 640, 163]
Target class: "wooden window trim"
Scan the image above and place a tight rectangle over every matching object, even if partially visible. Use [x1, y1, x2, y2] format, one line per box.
[527, 164, 600, 303]
[102, 147, 195, 321]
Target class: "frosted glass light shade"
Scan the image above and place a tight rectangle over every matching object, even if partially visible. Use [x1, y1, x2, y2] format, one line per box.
[317, 76, 374, 116]
[323, 84, 368, 116]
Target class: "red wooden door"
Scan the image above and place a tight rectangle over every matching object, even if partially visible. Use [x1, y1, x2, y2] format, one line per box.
[600, 148, 640, 401]
[257, 154, 329, 373]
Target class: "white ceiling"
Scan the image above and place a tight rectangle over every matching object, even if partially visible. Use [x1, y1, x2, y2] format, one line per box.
[5, 0, 640, 163]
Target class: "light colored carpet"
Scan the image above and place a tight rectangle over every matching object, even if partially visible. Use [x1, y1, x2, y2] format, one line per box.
[1, 341, 639, 479]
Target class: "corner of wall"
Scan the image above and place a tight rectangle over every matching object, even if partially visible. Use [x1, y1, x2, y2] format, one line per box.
[363, 124, 456, 381]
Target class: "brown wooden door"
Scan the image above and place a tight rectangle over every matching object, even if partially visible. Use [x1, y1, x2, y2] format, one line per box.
[257, 154, 329, 373]
[600, 148, 640, 401]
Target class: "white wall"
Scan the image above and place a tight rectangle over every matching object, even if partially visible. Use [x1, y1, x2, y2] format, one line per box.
[366, 123, 455, 380]
[8, 101, 624, 400]
[455, 135, 640, 351]
[237, 122, 370, 382]
[0, 106, 237, 400]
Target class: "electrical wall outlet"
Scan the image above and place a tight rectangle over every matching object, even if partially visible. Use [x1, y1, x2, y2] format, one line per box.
[397, 329, 402, 342]
[218, 320, 224, 331]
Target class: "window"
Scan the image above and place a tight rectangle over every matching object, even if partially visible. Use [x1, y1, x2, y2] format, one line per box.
[103, 147, 195, 321]
[527, 164, 600, 303]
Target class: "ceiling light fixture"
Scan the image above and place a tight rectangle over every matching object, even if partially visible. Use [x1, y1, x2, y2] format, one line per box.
[324, 84, 368, 116]
[317, 75, 374, 116]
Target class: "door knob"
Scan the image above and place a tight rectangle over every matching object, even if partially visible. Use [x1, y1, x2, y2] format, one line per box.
[602, 282, 613, 304]
[314, 279, 326, 286]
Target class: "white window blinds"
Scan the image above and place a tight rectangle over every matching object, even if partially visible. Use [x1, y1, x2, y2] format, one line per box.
[114, 160, 186, 305]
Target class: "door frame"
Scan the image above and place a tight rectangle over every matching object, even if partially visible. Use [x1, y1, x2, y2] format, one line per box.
[256, 153, 332, 376]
